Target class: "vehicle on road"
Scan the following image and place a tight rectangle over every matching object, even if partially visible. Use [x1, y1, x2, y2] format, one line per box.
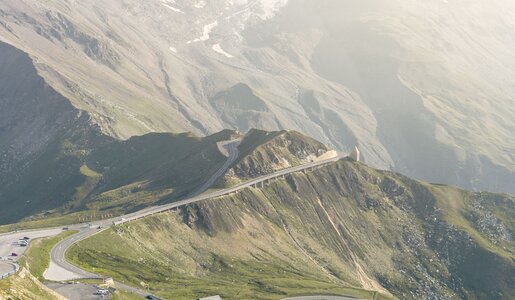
[18, 240, 28, 247]
[97, 225, 102, 229]
[95, 288, 109, 295]
[145, 295, 162, 300]
[22, 237, 30, 240]
[11, 253, 18, 256]
[62, 227, 69, 230]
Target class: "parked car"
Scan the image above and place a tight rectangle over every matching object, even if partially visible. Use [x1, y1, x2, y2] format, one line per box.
[95, 289, 109, 295]
[22, 237, 30, 240]
[11, 253, 18, 257]
[62, 227, 69, 230]
[145, 295, 162, 300]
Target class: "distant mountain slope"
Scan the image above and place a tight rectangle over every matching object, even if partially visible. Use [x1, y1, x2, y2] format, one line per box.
[0, 0, 513, 193]
[0, 41, 231, 225]
[0, 45, 333, 227]
[69, 159, 514, 299]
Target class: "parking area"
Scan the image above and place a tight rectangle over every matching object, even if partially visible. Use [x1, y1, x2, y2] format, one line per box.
[46, 282, 112, 300]
[0, 261, 14, 275]
[0, 228, 63, 260]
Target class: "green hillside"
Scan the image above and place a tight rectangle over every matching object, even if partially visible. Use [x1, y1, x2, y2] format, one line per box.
[68, 159, 515, 299]
[0, 129, 230, 227]
[0, 125, 329, 231]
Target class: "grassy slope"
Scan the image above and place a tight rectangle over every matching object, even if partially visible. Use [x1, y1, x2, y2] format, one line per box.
[67, 160, 513, 299]
[67, 211, 386, 300]
[0, 268, 61, 300]
[24, 231, 78, 281]
[0, 40, 230, 227]
[1, 128, 323, 230]
[0, 131, 229, 229]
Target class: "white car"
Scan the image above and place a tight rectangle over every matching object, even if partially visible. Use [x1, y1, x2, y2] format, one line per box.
[95, 289, 109, 295]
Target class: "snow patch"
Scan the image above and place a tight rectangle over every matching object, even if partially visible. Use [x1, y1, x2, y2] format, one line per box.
[187, 21, 218, 43]
[162, 3, 184, 13]
[161, 0, 184, 13]
[212, 44, 234, 58]
[257, 0, 289, 19]
[194, 1, 207, 9]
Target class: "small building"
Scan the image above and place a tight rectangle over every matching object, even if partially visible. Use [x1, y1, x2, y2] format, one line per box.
[198, 296, 222, 300]
[103, 277, 114, 286]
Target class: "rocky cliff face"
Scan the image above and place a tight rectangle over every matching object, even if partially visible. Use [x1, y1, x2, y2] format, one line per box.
[70, 159, 514, 299]
[0, 0, 513, 194]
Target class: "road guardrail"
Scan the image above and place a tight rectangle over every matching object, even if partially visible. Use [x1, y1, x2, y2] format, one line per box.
[0, 261, 19, 280]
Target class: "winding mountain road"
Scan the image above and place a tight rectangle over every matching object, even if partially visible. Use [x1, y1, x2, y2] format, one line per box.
[1, 139, 346, 297]
[48, 141, 343, 282]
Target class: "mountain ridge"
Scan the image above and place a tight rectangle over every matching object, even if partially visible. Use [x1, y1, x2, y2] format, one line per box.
[1, 0, 513, 194]
[68, 158, 514, 299]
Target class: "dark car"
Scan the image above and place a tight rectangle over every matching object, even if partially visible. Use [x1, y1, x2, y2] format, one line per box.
[145, 296, 162, 300]
[62, 227, 69, 230]
[22, 237, 30, 240]
[11, 253, 18, 256]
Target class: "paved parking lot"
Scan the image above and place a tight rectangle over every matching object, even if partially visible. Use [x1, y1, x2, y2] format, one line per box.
[46, 282, 111, 300]
[0, 262, 13, 274]
[0, 228, 63, 259]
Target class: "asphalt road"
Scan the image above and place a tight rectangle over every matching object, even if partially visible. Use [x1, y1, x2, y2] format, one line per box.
[1, 139, 345, 298]
[48, 141, 343, 280]
[45, 282, 104, 300]
[0, 261, 13, 275]
[47, 139, 244, 296]
[189, 139, 241, 197]
[45, 225, 102, 281]
[0, 228, 64, 277]
[0, 228, 64, 259]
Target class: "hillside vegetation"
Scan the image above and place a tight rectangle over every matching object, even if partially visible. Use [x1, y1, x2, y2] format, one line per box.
[0, 118, 231, 226]
[68, 159, 514, 299]
[1, 37, 337, 229]
[0, 268, 62, 300]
